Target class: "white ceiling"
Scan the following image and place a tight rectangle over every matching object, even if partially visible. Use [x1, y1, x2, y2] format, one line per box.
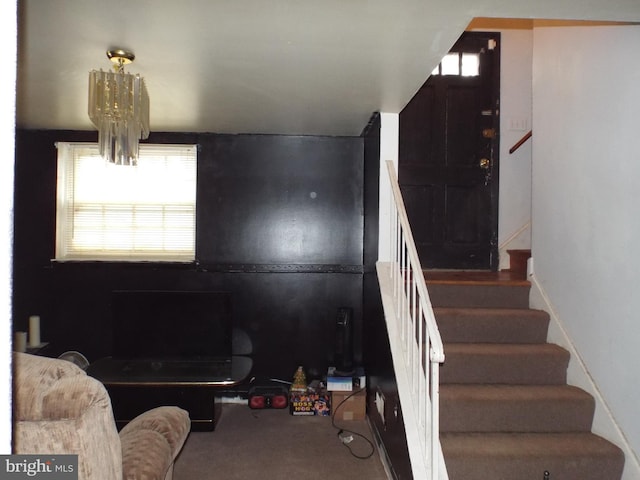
[16, 0, 640, 137]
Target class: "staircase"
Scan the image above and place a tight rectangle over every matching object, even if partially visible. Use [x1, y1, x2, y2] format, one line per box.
[425, 271, 625, 480]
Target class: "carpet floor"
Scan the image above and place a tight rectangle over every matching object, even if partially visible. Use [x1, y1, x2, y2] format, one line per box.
[173, 403, 388, 480]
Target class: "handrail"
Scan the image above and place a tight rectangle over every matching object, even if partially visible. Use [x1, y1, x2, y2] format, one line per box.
[509, 130, 532, 154]
[376, 160, 447, 480]
[386, 160, 445, 363]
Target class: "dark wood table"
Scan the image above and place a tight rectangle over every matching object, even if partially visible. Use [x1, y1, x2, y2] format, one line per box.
[88, 356, 252, 431]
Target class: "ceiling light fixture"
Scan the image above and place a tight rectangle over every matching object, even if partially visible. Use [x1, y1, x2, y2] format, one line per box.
[88, 49, 150, 166]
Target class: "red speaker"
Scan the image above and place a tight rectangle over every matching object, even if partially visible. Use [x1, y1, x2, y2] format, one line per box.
[248, 385, 288, 409]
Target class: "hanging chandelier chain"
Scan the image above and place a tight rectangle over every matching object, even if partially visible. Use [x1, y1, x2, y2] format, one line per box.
[107, 49, 135, 75]
[113, 57, 126, 74]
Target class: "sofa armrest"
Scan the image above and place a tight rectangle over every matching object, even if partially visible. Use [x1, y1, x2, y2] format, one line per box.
[14, 376, 124, 480]
[119, 407, 190, 480]
[13, 352, 85, 420]
[40, 376, 113, 420]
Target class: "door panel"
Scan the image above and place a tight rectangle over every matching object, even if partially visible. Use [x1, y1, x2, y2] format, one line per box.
[399, 31, 500, 270]
[447, 185, 480, 243]
[401, 185, 437, 243]
[447, 86, 481, 166]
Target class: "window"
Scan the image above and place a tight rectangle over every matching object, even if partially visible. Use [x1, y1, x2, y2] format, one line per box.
[56, 143, 197, 262]
[431, 52, 480, 77]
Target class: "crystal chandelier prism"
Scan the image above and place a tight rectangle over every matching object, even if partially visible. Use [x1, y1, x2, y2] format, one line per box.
[88, 49, 150, 166]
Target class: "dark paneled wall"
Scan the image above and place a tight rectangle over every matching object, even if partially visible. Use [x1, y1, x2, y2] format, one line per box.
[13, 130, 365, 383]
[197, 134, 363, 267]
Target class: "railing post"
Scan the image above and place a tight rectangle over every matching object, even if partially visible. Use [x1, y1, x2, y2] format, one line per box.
[431, 356, 441, 479]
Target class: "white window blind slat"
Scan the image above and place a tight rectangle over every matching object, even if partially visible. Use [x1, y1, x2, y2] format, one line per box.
[55, 143, 197, 261]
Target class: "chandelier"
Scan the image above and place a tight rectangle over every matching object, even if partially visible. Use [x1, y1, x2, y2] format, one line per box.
[88, 49, 150, 166]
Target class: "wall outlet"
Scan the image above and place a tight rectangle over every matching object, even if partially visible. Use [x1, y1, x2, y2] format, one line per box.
[508, 117, 529, 131]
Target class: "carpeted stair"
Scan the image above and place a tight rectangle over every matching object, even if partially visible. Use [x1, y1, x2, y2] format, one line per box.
[425, 272, 625, 480]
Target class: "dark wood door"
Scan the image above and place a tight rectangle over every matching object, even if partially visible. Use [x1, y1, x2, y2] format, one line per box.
[399, 32, 500, 270]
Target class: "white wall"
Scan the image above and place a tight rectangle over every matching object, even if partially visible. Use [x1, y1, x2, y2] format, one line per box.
[531, 25, 640, 471]
[1, 0, 17, 453]
[496, 29, 533, 269]
[378, 113, 399, 262]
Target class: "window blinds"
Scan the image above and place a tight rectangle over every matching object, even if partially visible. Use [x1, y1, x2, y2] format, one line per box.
[55, 143, 197, 261]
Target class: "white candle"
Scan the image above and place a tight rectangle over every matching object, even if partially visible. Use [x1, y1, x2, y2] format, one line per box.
[14, 331, 27, 352]
[29, 315, 41, 347]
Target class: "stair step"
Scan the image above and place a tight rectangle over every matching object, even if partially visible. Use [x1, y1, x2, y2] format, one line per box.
[507, 249, 531, 274]
[441, 432, 625, 480]
[441, 343, 570, 385]
[420, 270, 623, 479]
[435, 307, 550, 344]
[427, 281, 530, 308]
[440, 385, 594, 433]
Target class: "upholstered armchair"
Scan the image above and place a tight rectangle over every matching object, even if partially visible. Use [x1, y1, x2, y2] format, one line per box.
[12, 352, 190, 480]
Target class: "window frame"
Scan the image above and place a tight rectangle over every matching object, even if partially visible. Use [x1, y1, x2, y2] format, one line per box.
[55, 142, 198, 263]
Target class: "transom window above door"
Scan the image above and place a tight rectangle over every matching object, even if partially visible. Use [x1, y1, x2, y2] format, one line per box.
[431, 52, 480, 77]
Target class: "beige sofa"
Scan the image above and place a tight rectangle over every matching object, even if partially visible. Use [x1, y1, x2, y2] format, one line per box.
[12, 352, 191, 480]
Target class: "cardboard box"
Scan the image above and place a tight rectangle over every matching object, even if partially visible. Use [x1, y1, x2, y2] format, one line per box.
[332, 389, 366, 421]
[289, 391, 331, 416]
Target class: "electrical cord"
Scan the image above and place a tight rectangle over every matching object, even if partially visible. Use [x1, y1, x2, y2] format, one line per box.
[250, 376, 375, 459]
[331, 387, 376, 460]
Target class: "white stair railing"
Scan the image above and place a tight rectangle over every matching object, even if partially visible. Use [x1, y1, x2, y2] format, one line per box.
[376, 160, 448, 480]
